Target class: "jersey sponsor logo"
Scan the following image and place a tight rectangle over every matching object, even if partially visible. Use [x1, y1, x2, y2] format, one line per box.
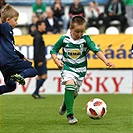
[67, 49, 81, 59]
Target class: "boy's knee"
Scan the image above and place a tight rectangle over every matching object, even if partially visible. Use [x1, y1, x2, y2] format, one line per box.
[7, 83, 16, 92]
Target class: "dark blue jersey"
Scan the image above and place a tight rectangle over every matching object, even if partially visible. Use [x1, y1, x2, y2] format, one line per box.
[0, 22, 24, 70]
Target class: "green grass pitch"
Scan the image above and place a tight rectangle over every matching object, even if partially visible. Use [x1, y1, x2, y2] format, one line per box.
[0, 94, 132, 133]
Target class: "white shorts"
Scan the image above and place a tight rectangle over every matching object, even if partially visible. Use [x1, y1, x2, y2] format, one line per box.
[61, 70, 84, 91]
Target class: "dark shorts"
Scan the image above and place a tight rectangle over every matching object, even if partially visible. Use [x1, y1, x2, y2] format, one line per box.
[35, 63, 47, 76]
[1, 60, 34, 85]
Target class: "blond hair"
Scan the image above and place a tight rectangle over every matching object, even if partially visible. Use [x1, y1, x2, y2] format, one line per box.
[1, 3, 19, 22]
[70, 15, 86, 29]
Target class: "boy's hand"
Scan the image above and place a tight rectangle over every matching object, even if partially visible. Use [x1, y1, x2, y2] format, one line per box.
[96, 52, 115, 68]
[105, 62, 115, 68]
[23, 56, 27, 60]
[54, 59, 64, 70]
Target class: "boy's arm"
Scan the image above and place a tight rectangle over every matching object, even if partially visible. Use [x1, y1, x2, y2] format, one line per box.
[85, 35, 114, 68]
[51, 54, 64, 70]
[15, 50, 25, 59]
[96, 51, 115, 68]
[50, 36, 65, 69]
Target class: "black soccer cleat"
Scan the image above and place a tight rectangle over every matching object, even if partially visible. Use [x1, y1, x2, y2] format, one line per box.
[59, 102, 66, 115]
[32, 94, 46, 99]
[10, 74, 25, 85]
[67, 114, 78, 124]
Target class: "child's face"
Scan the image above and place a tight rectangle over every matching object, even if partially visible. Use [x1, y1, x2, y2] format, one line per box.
[70, 23, 86, 40]
[7, 16, 18, 28]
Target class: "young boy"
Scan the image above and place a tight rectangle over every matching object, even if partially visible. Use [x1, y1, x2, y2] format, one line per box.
[50, 15, 115, 124]
[31, 20, 47, 99]
[0, 4, 37, 94]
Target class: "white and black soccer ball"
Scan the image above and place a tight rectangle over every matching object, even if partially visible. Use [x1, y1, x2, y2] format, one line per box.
[86, 98, 107, 120]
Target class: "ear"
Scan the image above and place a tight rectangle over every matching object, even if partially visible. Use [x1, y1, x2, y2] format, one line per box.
[6, 17, 10, 22]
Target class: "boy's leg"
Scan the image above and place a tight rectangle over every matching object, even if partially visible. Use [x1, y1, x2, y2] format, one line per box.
[10, 67, 37, 85]
[0, 83, 16, 94]
[9, 60, 37, 85]
[20, 68, 37, 78]
[0, 77, 16, 94]
[10, 74, 25, 85]
[64, 84, 78, 124]
[59, 91, 78, 115]
[65, 89, 74, 116]
[11, 60, 37, 78]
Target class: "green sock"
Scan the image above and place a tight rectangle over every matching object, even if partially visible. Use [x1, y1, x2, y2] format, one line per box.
[61, 90, 78, 112]
[64, 84, 76, 116]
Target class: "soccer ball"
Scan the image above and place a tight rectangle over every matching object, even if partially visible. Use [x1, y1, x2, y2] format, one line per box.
[86, 98, 107, 120]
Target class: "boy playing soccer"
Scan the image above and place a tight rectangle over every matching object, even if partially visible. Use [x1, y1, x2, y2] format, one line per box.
[50, 15, 115, 124]
[0, 4, 37, 94]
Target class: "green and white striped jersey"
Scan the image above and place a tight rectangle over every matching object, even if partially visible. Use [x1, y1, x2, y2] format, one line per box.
[50, 31, 101, 78]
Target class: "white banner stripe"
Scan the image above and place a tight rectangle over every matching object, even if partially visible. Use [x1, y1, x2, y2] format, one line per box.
[63, 56, 86, 64]
[69, 67, 87, 73]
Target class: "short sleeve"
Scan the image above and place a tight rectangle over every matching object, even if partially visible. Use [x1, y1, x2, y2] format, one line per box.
[86, 35, 101, 54]
[50, 36, 65, 54]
